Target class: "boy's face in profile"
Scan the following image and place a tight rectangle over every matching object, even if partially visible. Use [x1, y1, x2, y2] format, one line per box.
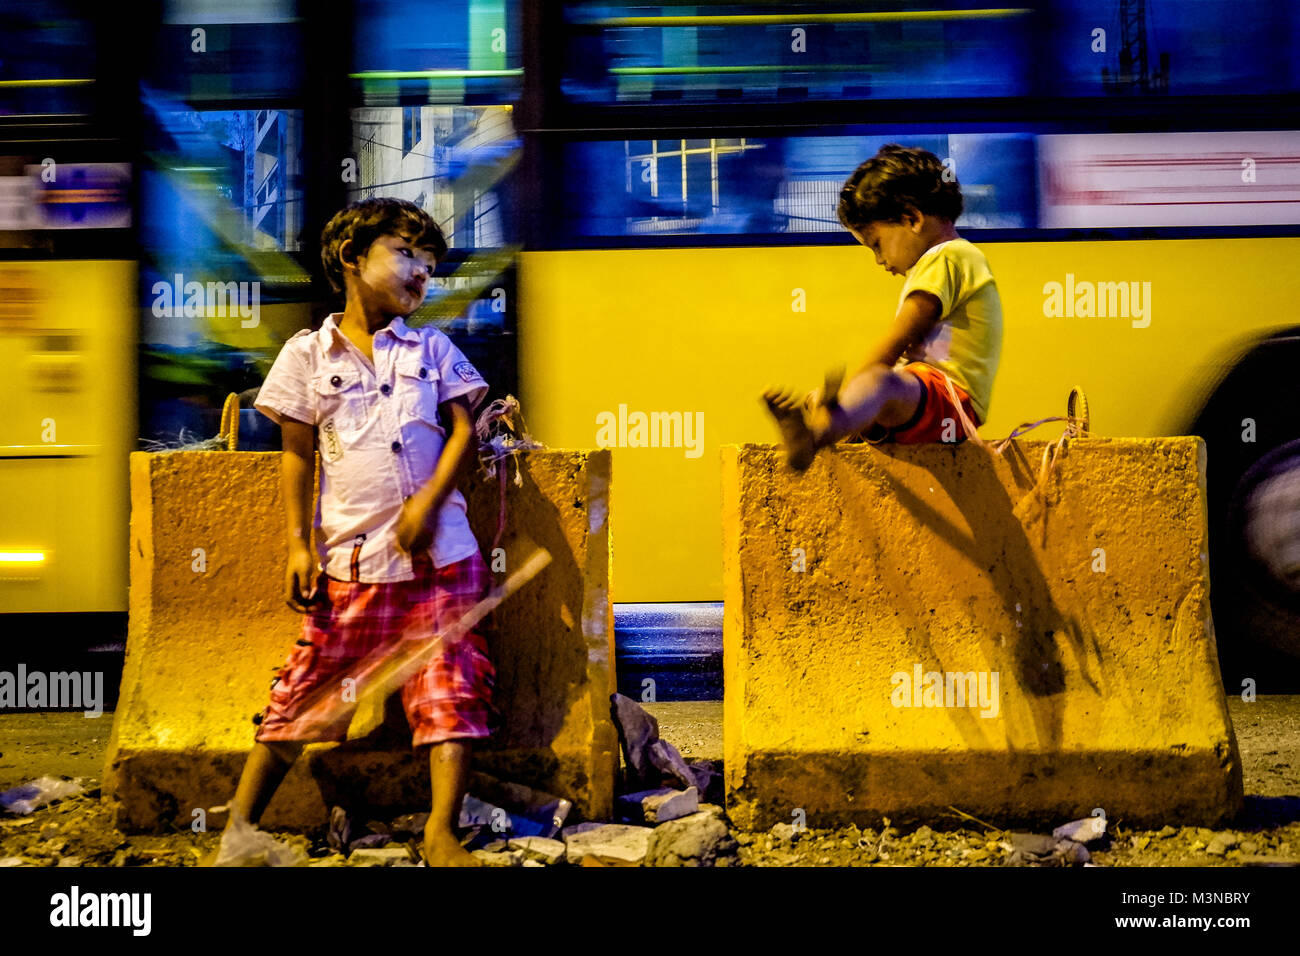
[850, 211, 929, 277]
[348, 230, 440, 318]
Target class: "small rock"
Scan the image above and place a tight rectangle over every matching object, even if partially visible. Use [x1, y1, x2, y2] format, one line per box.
[57, 857, 83, 868]
[1240, 840, 1259, 855]
[1132, 835, 1151, 851]
[695, 803, 726, 820]
[508, 836, 566, 865]
[736, 832, 754, 847]
[307, 853, 348, 867]
[645, 811, 739, 867]
[1190, 840, 1207, 852]
[0, 857, 30, 867]
[1195, 828, 1216, 842]
[471, 850, 524, 867]
[563, 823, 652, 866]
[522, 859, 544, 867]
[617, 787, 699, 824]
[770, 822, 802, 843]
[1206, 834, 1237, 857]
[1155, 825, 1177, 839]
[349, 847, 415, 867]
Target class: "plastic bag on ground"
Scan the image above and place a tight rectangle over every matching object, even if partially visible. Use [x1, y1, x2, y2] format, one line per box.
[0, 776, 85, 815]
[212, 810, 309, 867]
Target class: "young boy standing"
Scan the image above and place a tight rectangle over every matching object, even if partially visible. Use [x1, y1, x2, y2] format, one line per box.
[213, 198, 493, 867]
[764, 144, 1003, 469]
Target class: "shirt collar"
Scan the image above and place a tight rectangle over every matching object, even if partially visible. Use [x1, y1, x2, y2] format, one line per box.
[318, 312, 420, 357]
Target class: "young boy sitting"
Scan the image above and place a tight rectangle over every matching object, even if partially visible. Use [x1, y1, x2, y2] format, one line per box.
[764, 144, 1003, 469]
[211, 197, 493, 867]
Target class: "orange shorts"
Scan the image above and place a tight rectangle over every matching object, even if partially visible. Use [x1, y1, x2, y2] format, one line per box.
[859, 362, 980, 444]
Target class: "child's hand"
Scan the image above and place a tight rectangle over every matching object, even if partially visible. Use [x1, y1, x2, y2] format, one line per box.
[397, 496, 434, 555]
[285, 542, 324, 613]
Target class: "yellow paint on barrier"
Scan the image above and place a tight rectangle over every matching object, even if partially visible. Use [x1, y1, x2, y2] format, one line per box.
[721, 439, 1242, 829]
[104, 449, 617, 832]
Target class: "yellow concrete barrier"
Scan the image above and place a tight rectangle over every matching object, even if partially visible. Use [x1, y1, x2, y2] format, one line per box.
[104, 449, 616, 832]
[722, 439, 1243, 830]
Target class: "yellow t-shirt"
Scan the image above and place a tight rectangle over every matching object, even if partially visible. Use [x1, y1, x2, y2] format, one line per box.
[896, 237, 1002, 424]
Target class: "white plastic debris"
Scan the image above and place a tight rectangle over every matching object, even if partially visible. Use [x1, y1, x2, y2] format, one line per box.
[211, 810, 309, 867]
[1052, 815, 1107, 845]
[0, 776, 85, 815]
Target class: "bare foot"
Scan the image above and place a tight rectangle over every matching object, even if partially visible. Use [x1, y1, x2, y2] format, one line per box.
[763, 388, 817, 471]
[424, 830, 481, 868]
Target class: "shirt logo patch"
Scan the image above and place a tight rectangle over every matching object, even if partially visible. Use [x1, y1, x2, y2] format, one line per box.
[453, 361, 480, 383]
[320, 418, 343, 463]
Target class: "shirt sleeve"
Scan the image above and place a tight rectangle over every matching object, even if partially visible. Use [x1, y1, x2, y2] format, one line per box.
[253, 337, 314, 427]
[428, 330, 489, 411]
[901, 245, 961, 319]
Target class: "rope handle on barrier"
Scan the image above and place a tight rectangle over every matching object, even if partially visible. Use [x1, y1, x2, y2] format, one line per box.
[218, 392, 241, 451]
[942, 375, 1091, 517]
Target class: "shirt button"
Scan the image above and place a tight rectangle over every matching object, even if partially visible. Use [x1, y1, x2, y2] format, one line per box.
[380, 384, 391, 395]
[391, 441, 402, 453]
[330, 375, 342, 387]
[418, 367, 428, 379]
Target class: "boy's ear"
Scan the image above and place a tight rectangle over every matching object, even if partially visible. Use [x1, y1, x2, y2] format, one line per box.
[338, 238, 359, 275]
[902, 206, 923, 231]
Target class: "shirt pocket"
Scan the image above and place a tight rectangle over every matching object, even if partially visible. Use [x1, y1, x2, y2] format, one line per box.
[312, 370, 367, 440]
[395, 353, 442, 427]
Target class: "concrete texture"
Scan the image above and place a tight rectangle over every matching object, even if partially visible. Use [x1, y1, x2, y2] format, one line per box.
[103, 449, 616, 832]
[722, 439, 1243, 830]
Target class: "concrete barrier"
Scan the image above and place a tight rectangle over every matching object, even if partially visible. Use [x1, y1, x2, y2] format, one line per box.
[104, 449, 616, 832]
[722, 438, 1243, 830]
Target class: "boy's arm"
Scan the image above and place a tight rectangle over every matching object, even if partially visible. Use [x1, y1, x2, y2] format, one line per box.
[396, 396, 476, 554]
[281, 417, 320, 612]
[850, 291, 943, 379]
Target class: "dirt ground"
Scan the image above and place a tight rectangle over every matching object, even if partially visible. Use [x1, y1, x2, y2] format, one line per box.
[1, 697, 1297, 866]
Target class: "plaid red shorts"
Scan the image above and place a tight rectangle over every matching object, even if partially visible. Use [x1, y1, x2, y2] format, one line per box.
[254, 550, 497, 748]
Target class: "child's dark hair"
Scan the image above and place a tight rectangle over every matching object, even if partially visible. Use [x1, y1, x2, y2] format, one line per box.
[837, 144, 962, 231]
[320, 197, 448, 293]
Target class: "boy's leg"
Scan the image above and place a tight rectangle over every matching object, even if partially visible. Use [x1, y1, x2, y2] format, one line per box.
[764, 365, 923, 469]
[815, 365, 924, 443]
[228, 740, 304, 826]
[425, 740, 478, 867]
[403, 551, 496, 867]
[200, 740, 303, 865]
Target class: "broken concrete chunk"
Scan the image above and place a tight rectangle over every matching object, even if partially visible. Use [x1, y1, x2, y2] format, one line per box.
[611, 694, 661, 788]
[646, 812, 739, 867]
[563, 823, 653, 866]
[509, 836, 567, 865]
[1206, 833, 1238, 857]
[471, 850, 525, 867]
[1052, 816, 1107, 844]
[617, 787, 699, 824]
[769, 822, 802, 843]
[349, 847, 415, 867]
[644, 786, 698, 823]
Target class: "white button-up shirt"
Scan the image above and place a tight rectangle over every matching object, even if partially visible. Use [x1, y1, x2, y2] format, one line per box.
[254, 313, 488, 582]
